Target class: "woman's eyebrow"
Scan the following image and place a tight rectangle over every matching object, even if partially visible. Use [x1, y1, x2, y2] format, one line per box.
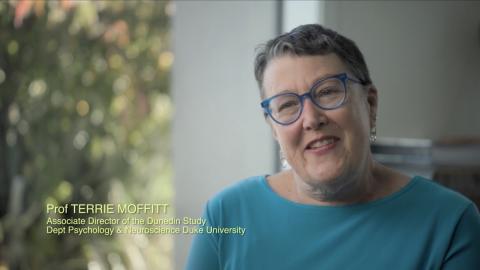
[276, 89, 297, 95]
[310, 73, 337, 84]
[270, 72, 341, 96]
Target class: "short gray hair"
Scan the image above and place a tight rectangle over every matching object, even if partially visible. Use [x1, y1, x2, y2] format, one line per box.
[254, 24, 372, 98]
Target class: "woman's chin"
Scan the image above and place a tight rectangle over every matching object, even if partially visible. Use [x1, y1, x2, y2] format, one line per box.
[305, 170, 342, 186]
[307, 161, 344, 181]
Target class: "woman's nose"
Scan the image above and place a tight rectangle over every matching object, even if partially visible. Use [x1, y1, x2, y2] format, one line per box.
[301, 98, 328, 130]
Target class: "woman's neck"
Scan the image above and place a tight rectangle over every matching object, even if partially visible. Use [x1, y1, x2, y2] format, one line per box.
[291, 161, 383, 206]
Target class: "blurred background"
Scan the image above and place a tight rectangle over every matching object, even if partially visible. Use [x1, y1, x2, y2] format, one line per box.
[1, 0, 173, 269]
[1, 1, 480, 270]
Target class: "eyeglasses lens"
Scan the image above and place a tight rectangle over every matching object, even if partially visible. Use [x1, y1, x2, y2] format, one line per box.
[269, 78, 346, 124]
[312, 78, 345, 109]
[270, 94, 302, 124]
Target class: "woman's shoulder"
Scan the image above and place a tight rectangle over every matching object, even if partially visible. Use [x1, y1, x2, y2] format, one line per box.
[409, 175, 475, 214]
[207, 175, 268, 206]
[380, 165, 473, 211]
[414, 176, 470, 200]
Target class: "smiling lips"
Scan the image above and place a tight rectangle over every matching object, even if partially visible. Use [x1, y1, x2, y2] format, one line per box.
[305, 136, 339, 155]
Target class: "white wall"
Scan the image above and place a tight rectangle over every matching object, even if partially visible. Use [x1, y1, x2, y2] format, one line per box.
[323, 1, 480, 140]
[172, 1, 276, 269]
[283, 1, 321, 32]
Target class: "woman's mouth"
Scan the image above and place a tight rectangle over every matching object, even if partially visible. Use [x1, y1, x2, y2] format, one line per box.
[305, 137, 339, 155]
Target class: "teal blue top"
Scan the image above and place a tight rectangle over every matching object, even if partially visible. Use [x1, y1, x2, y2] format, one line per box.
[186, 176, 480, 270]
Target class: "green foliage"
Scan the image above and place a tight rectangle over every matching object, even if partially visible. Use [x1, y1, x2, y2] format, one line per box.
[0, 1, 173, 269]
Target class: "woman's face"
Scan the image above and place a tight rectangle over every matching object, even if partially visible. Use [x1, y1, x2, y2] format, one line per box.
[263, 54, 377, 188]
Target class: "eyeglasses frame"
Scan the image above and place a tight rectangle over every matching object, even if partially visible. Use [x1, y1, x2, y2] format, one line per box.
[260, 73, 364, 126]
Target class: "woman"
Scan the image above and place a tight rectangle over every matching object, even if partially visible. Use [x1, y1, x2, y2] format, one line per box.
[186, 24, 480, 270]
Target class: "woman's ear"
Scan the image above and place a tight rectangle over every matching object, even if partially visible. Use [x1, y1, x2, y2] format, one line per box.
[267, 118, 278, 141]
[271, 128, 278, 141]
[366, 85, 378, 127]
[263, 111, 279, 141]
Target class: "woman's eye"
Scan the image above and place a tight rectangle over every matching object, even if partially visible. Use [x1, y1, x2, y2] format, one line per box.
[278, 100, 298, 112]
[317, 87, 340, 97]
[319, 88, 333, 95]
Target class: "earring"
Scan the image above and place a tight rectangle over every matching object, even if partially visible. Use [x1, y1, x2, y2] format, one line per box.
[370, 126, 377, 143]
[279, 149, 290, 170]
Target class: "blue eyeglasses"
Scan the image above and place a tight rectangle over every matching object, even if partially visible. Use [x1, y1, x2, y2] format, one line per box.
[260, 73, 363, 125]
